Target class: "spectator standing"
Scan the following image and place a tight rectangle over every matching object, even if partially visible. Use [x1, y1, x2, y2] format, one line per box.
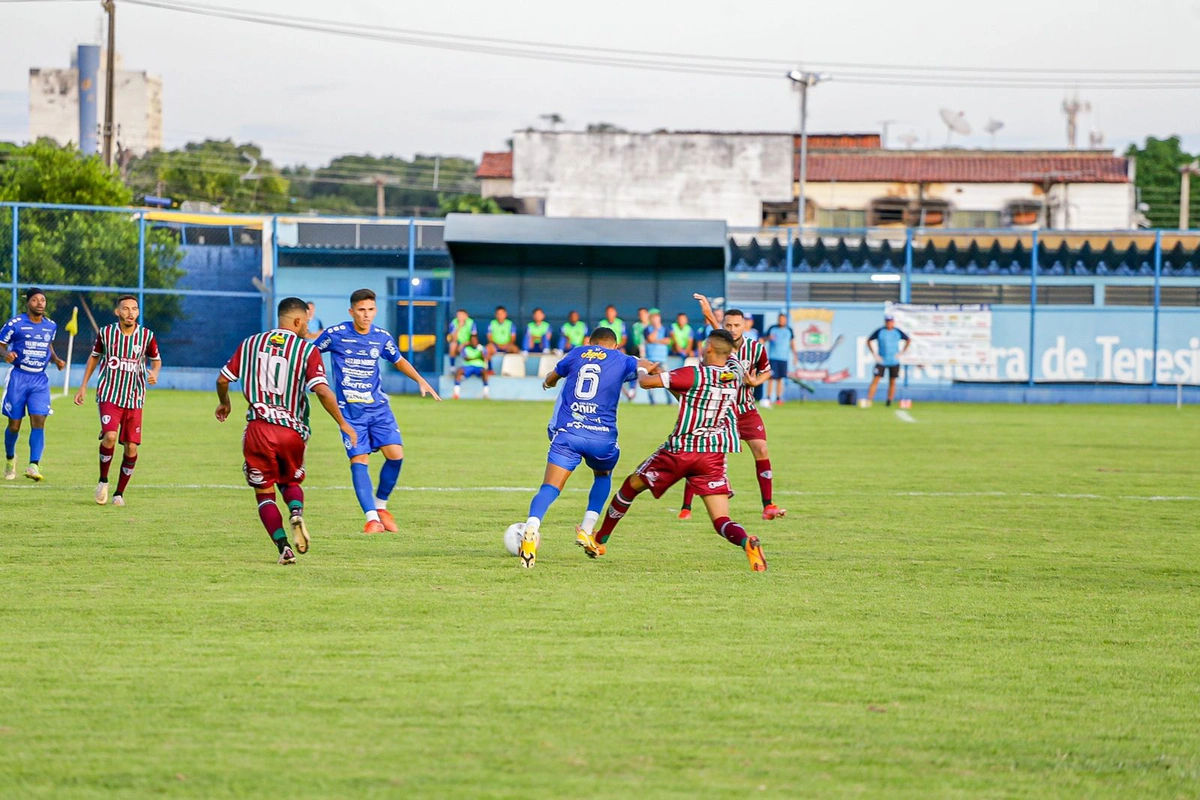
[764, 313, 798, 407]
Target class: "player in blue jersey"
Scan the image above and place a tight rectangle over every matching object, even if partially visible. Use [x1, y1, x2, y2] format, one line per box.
[1, 288, 65, 482]
[314, 289, 441, 534]
[518, 326, 661, 568]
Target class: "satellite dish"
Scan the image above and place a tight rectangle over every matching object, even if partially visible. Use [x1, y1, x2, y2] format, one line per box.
[1088, 129, 1105, 149]
[984, 118, 1004, 147]
[939, 108, 971, 145]
[899, 132, 920, 149]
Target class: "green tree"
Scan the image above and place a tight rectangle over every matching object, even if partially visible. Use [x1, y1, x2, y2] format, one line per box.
[0, 140, 183, 331]
[288, 154, 479, 216]
[437, 194, 506, 215]
[125, 139, 290, 213]
[1125, 136, 1199, 229]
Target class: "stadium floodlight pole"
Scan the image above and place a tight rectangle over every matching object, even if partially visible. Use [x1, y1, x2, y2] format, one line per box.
[787, 70, 831, 231]
[102, 0, 116, 169]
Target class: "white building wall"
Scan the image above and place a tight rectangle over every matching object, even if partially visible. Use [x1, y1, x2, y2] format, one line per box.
[29, 66, 162, 155]
[512, 131, 793, 227]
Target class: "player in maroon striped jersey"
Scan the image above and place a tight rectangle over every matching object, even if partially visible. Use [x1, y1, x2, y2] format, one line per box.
[74, 295, 162, 506]
[680, 294, 786, 521]
[579, 329, 767, 572]
[215, 297, 357, 565]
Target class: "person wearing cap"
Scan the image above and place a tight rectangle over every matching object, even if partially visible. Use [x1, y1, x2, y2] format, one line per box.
[1, 288, 65, 482]
[866, 314, 911, 407]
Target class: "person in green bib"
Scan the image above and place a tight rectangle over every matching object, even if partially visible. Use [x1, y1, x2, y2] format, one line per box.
[447, 308, 477, 366]
[558, 310, 587, 352]
[453, 332, 490, 400]
[594, 305, 627, 349]
[523, 308, 552, 354]
[486, 306, 520, 358]
[630, 307, 650, 357]
[670, 312, 695, 358]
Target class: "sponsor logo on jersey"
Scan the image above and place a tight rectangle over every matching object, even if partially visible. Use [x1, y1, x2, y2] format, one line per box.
[707, 479, 727, 489]
[720, 371, 736, 382]
[268, 332, 287, 347]
[643, 470, 659, 485]
[570, 401, 598, 414]
[580, 349, 608, 360]
[370, 347, 380, 359]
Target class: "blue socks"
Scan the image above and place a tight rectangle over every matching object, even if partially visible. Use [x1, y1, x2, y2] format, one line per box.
[350, 462, 375, 514]
[528, 484, 561, 521]
[28, 428, 44, 463]
[377, 458, 402, 503]
[4, 427, 16, 460]
[588, 473, 612, 515]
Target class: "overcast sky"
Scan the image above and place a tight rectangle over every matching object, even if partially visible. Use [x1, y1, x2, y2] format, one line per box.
[3, 0, 1200, 166]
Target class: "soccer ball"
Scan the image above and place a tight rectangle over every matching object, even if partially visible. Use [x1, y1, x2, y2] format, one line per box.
[504, 523, 540, 556]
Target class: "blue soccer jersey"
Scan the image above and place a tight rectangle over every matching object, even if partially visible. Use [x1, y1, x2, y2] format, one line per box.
[0, 313, 57, 374]
[548, 345, 638, 440]
[314, 322, 402, 418]
[868, 326, 910, 367]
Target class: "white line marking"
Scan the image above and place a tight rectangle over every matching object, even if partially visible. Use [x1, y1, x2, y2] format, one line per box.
[3, 484, 1199, 502]
[895, 410, 917, 423]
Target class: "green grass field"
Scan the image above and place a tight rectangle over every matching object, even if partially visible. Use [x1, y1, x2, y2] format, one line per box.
[2, 392, 1198, 798]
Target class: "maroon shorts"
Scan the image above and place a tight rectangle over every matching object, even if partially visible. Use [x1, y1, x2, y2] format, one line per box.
[99, 402, 143, 445]
[242, 419, 307, 491]
[635, 448, 730, 499]
[737, 409, 767, 442]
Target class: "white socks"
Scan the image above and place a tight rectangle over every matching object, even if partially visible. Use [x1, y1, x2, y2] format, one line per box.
[581, 511, 600, 535]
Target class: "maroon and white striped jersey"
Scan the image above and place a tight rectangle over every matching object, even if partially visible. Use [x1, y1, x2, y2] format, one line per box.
[660, 361, 744, 453]
[91, 324, 160, 409]
[732, 337, 769, 415]
[221, 329, 327, 441]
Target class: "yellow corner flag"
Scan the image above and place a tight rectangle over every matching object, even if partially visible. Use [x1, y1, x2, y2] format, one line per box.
[65, 307, 79, 337]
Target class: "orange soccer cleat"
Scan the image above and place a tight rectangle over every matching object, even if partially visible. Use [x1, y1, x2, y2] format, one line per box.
[377, 509, 399, 533]
[744, 536, 767, 572]
[762, 504, 787, 520]
[677, 508, 692, 520]
[363, 519, 386, 534]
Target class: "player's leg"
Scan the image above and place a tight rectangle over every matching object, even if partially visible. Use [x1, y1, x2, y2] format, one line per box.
[4, 417, 19, 480]
[698, 490, 766, 572]
[373, 437, 404, 533]
[480, 368, 490, 399]
[746, 437, 785, 519]
[243, 422, 294, 563]
[522, 432, 581, 567]
[453, 367, 464, 399]
[886, 368, 899, 405]
[343, 414, 384, 533]
[18, 374, 49, 481]
[112, 408, 142, 505]
[679, 483, 696, 519]
[587, 448, 678, 556]
[3, 371, 25, 479]
[95, 403, 120, 503]
[276, 433, 308, 555]
[866, 365, 883, 402]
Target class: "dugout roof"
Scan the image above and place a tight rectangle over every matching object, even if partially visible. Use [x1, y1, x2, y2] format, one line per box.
[443, 214, 728, 270]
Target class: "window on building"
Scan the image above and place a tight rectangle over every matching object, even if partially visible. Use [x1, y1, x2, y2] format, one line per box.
[807, 282, 901, 302]
[950, 210, 1003, 229]
[761, 201, 799, 227]
[868, 199, 908, 227]
[1006, 201, 1043, 227]
[1105, 285, 1200, 307]
[910, 283, 1095, 305]
[815, 209, 867, 229]
[913, 199, 950, 227]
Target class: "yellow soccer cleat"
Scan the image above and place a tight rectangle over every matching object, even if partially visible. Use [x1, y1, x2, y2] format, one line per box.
[4, 458, 15, 481]
[744, 536, 767, 572]
[24, 464, 43, 482]
[290, 510, 310, 553]
[575, 526, 605, 559]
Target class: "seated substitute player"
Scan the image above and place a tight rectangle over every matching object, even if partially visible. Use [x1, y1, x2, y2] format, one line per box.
[1, 288, 65, 482]
[486, 306, 519, 359]
[73, 295, 162, 506]
[315, 288, 441, 534]
[866, 313, 911, 407]
[518, 326, 660, 568]
[215, 296, 357, 565]
[446, 308, 476, 366]
[452, 332, 490, 399]
[683, 295, 784, 521]
[577, 329, 767, 572]
[670, 312, 695, 359]
[558, 311, 587, 353]
[523, 308, 552, 354]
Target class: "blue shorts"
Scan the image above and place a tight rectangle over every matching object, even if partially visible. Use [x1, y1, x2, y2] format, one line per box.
[342, 408, 403, 458]
[769, 359, 789, 377]
[547, 428, 620, 472]
[461, 365, 486, 379]
[2, 369, 50, 420]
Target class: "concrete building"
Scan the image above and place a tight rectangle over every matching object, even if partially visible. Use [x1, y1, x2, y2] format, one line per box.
[479, 131, 1134, 230]
[29, 46, 163, 157]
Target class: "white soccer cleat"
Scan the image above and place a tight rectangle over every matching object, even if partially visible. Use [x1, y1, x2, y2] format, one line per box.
[112, 495, 125, 507]
[94, 482, 109, 505]
[760, 398, 772, 409]
[4, 458, 15, 480]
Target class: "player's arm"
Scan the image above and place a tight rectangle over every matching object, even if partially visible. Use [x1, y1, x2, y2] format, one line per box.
[692, 293, 719, 330]
[393, 355, 441, 401]
[867, 329, 882, 361]
[72, 354, 101, 405]
[146, 335, 162, 385]
[542, 351, 574, 390]
[215, 349, 240, 421]
[47, 342, 65, 370]
[643, 365, 693, 391]
[313, 383, 357, 446]
[900, 330, 912, 354]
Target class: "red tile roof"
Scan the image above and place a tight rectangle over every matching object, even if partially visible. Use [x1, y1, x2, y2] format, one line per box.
[476, 151, 512, 179]
[796, 134, 880, 149]
[800, 151, 1130, 183]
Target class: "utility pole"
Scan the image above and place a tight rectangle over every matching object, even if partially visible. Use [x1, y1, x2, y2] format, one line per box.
[1179, 163, 1200, 230]
[375, 177, 385, 217]
[787, 70, 831, 230]
[102, 0, 116, 168]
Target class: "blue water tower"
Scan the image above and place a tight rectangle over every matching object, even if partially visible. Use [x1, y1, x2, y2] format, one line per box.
[77, 44, 100, 155]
